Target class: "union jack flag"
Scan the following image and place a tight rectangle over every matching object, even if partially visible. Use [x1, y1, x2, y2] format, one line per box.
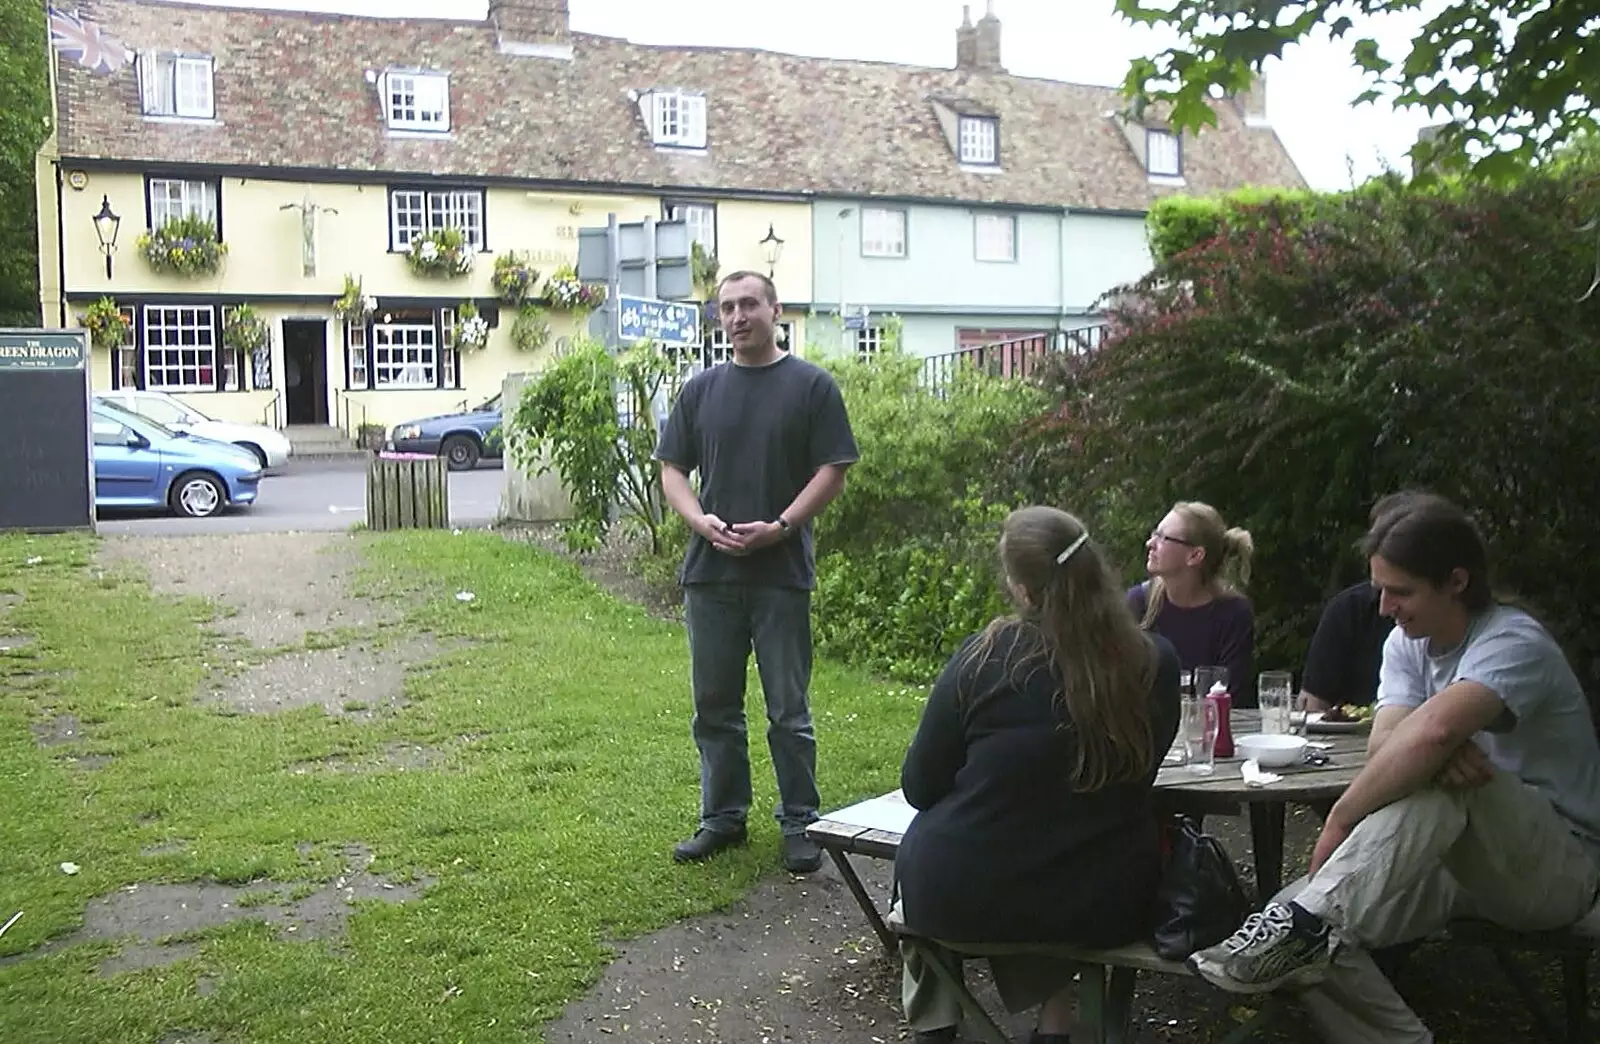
[48, 7, 131, 76]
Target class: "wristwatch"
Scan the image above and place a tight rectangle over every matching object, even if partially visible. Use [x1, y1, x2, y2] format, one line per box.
[776, 516, 794, 537]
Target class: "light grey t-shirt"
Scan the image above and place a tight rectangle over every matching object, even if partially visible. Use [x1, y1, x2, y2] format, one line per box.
[1377, 605, 1600, 847]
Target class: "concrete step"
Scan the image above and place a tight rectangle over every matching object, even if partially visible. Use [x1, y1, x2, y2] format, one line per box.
[284, 425, 369, 461]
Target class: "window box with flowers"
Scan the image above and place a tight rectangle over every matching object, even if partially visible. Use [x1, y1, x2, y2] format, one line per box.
[82, 296, 131, 351]
[334, 274, 378, 323]
[542, 263, 606, 313]
[138, 214, 227, 277]
[492, 252, 541, 304]
[406, 228, 474, 278]
[454, 300, 490, 352]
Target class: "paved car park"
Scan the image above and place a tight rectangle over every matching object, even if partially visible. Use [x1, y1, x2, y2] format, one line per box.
[95, 459, 505, 536]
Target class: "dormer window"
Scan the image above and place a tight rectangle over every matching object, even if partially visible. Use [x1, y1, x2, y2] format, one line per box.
[138, 52, 214, 119]
[385, 71, 450, 133]
[958, 116, 999, 166]
[646, 89, 707, 149]
[1146, 129, 1182, 177]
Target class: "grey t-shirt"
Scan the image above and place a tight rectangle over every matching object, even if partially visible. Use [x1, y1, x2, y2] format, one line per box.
[1377, 604, 1600, 847]
[654, 353, 859, 590]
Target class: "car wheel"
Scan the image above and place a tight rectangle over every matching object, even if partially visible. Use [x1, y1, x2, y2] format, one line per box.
[236, 442, 268, 469]
[170, 472, 227, 518]
[442, 435, 480, 471]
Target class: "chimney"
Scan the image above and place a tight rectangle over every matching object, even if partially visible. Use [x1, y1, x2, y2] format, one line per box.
[1231, 72, 1269, 127]
[975, 0, 1004, 74]
[955, 6, 977, 70]
[488, 0, 569, 51]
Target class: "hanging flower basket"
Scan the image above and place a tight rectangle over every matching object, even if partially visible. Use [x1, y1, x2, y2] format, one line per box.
[542, 264, 606, 312]
[334, 274, 378, 323]
[454, 299, 490, 352]
[406, 228, 474, 278]
[223, 304, 270, 355]
[138, 215, 227, 277]
[82, 296, 130, 351]
[510, 303, 551, 353]
[691, 241, 720, 298]
[492, 252, 541, 304]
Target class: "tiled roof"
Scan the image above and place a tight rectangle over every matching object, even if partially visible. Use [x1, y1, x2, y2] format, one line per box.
[53, 0, 1305, 211]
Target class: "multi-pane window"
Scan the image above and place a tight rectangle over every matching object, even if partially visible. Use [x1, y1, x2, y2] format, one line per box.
[389, 188, 484, 250]
[143, 306, 217, 391]
[974, 212, 1016, 262]
[384, 71, 450, 132]
[666, 201, 717, 252]
[148, 178, 218, 230]
[854, 325, 884, 360]
[346, 322, 368, 388]
[958, 116, 999, 166]
[650, 90, 707, 148]
[861, 207, 907, 258]
[138, 53, 214, 119]
[371, 319, 437, 388]
[439, 307, 459, 388]
[102, 305, 137, 389]
[1147, 129, 1182, 177]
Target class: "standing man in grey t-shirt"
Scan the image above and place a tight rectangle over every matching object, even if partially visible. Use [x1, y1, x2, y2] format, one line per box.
[654, 271, 859, 874]
[1192, 493, 1600, 1041]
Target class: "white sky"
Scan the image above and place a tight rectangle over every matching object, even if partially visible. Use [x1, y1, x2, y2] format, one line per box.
[176, 0, 1443, 192]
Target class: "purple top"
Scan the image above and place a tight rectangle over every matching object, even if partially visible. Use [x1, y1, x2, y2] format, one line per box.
[1127, 582, 1257, 707]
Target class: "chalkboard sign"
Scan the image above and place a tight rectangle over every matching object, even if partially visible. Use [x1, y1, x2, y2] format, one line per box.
[0, 329, 94, 532]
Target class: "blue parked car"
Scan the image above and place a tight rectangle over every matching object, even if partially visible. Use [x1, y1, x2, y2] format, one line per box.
[387, 393, 503, 471]
[91, 400, 262, 518]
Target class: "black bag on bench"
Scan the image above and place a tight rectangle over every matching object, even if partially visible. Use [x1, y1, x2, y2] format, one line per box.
[1150, 815, 1251, 961]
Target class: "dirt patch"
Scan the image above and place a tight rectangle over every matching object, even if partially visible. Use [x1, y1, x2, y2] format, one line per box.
[288, 741, 449, 776]
[208, 639, 439, 717]
[1, 844, 432, 977]
[0, 634, 34, 652]
[0, 593, 21, 610]
[496, 522, 681, 620]
[96, 533, 392, 648]
[141, 841, 188, 858]
[30, 713, 82, 746]
[157, 1032, 216, 1044]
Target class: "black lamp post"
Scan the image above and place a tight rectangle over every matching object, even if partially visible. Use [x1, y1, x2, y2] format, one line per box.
[759, 222, 785, 278]
[92, 195, 121, 280]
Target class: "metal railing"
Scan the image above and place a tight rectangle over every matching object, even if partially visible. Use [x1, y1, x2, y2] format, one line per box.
[260, 392, 281, 428]
[333, 389, 368, 439]
[920, 324, 1108, 395]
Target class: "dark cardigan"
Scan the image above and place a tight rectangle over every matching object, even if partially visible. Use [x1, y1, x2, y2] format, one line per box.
[894, 625, 1181, 948]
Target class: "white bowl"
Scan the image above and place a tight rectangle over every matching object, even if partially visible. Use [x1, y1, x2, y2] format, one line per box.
[1236, 733, 1308, 768]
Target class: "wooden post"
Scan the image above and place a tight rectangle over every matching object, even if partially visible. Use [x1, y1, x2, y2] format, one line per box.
[366, 454, 449, 531]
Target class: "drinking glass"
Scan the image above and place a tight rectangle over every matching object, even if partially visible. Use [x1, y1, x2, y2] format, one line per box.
[1193, 665, 1229, 699]
[1259, 671, 1294, 734]
[1182, 689, 1216, 775]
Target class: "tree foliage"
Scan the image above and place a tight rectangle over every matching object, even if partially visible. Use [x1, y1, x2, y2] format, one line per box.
[1116, 0, 1600, 182]
[1, 0, 51, 325]
[1024, 167, 1600, 685]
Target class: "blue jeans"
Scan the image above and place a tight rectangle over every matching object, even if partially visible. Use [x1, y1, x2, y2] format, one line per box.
[683, 583, 819, 837]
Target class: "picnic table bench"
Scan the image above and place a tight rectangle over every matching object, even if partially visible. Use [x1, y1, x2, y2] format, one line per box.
[807, 711, 1596, 1043]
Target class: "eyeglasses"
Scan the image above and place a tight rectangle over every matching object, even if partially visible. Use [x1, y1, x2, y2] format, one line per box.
[1149, 529, 1196, 547]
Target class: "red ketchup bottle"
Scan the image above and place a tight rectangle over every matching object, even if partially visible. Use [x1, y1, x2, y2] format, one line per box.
[1205, 681, 1235, 759]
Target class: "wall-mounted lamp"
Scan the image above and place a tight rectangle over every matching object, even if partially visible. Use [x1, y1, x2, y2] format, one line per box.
[92, 195, 121, 280]
[759, 222, 785, 278]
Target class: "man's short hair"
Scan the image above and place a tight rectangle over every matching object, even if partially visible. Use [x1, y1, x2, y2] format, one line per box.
[716, 270, 779, 306]
[1361, 493, 1494, 611]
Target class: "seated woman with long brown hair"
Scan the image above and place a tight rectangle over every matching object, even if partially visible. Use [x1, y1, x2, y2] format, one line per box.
[894, 506, 1182, 1044]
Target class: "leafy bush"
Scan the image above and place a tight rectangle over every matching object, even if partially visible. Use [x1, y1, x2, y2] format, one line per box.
[1029, 166, 1600, 684]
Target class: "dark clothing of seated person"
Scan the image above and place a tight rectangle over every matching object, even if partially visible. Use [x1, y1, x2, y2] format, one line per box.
[1128, 500, 1257, 707]
[893, 506, 1183, 1044]
[1300, 581, 1394, 713]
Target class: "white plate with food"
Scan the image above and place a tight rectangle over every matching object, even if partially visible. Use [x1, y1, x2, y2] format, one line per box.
[1305, 706, 1374, 734]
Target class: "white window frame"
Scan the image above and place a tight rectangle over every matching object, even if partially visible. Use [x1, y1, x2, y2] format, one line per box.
[700, 320, 795, 367]
[958, 116, 999, 166]
[147, 178, 218, 231]
[138, 52, 215, 119]
[974, 212, 1016, 263]
[861, 207, 907, 258]
[389, 188, 485, 251]
[384, 71, 451, 133]
[143, 305, 218, 392]
[371, 319, 437, 389]
[854, 325, 884, 360]
[346, 322, 369, 389]
[665, 201, 717, 252]
[650, 90, 707, 149]
[1147, 129, 1182, 177]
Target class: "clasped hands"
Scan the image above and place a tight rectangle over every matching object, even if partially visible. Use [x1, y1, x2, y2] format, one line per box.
[696, 513, 786, 556]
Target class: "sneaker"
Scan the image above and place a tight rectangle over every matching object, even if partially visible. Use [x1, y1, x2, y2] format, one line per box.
[781, 834, 823, 874]
[672, 826, 747, 863]
[1188, 902, 1332, 994]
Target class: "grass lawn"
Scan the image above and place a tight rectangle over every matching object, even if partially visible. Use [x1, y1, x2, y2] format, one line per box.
[0, 530, 925, 1043]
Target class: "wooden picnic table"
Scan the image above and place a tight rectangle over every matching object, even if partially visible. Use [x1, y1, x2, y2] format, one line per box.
[807, 710, 1372, 957]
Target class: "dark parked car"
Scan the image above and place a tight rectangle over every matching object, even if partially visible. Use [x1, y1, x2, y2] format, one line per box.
[387, 394, 503, 471]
